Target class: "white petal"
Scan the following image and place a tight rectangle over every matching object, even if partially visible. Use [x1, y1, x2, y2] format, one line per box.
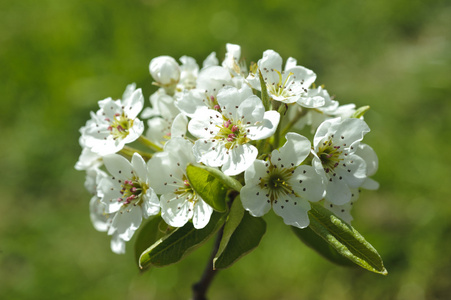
[175, 89, 208, 117]
[196, 66, 232, 91]
[99, 98, 121, 119]
[123, 88, 144, 119]
[192, 199, 213, 229]
[287, 66, 317, 88]
[271, 132, 311, 167]
[75, 147, 102, 171]
[217, 85, 253, 119]
[356, 143, 378, 176]
[325, 178, 352, 205]
[285, 57, 297, 69]
[147, 152, 183, 194]
[84, 167, 103, 194]
[203, 51, 219, 68]
[221, 144, 258, 176]
[179, 56, 199, 88]
[146, 117, 168, 145]
[164, 137, 195, 169]
[246, 110, 280, 140]
[110, 234, 126, 254]
[170, 113, 188, 138]
[290, 166, 325, 202]
[273, 194, 311, 229]
[314, 118, 340, 148]
[338, 154, 367, 188]
[122, 83, 136, 100]
[296, 95, 325, 108]
[142, 189, 160, 218]
[89, 196, 109, 232]
[237, 95, 265, 124]
[131, 153, 148, 181]
[192, 140, 228, 167]
[87, 135, 123, 156]
[258, 50, 283, 71]
[240, 185, 272, 217]
[224, 43, 241, 63]
[99, 178, 122, 213]
[123, 118, 145, 145]
[103, 154, 133, 180]
[150, 89, 180, 119]
[361, 178, 380, 190]
[324, 198, 355, 225]
[188, 110, 222, 139]
[149, 56, 180, 85]
[244, 159, 268, 186]
[111, 206, 142, 241]
[332, 118, 370, 148]
[160, 193, 192, 228]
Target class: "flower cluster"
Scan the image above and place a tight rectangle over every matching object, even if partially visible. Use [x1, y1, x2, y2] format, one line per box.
[76, 44, 378, 254]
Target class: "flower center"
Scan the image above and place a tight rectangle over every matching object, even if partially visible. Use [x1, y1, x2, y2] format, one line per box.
[317, 138, 343, 174]
[214, 119, 250, 149]
[107, 112, 134, 140]
[118, 176, 147, 206]
[174, 176, 198, 204]
[204, 94, 221, 112]
[265, 69, 296, 99]
[260, 162, 295, 203]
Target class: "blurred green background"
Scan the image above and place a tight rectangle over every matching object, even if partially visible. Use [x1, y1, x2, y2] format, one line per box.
[1, 0, 450, 299]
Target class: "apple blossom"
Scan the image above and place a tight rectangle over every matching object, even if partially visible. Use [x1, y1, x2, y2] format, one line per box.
[247, 50, 324, 108]
[81, 86, 145, 156]
[241, 133, 324, 228]
[312, 117, 371, 205]
[148, 138, 213, 229]
[188, 85, 280, 176]
[99, 153, 160, 242]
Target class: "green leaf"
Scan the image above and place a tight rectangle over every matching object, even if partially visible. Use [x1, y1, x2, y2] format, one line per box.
[139, 212, 226, 269]
[291, 225, 356, 267]
[308, 202, 388, 275]
[258, 69, 271, 111]
[213, 198, 266, 269]
[186, 164, 234, 212]
[189, 164, 242, 192]
[134, 215, 167, 271]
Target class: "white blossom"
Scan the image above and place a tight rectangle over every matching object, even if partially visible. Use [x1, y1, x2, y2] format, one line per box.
[76, 44, 381, 255]
[81, 87, 145, 156]
[148, 138, 213, 229]
[247, 50, 324, 107]
[176, 65, 233, 117]
[324, 191, 359, 224]
[141, 87, 180, 120]
[292, 87, 356, 133]
[203, 52, 219, 68]
[149, 56, 181, 87]
[146, 113, 188, 147]
[222, 43, 245, 77]
[188, 85, 280, 176]
[82, 166, 127, 254]
[241, 133, 324, 228]
[323, 143, 378, 224]
[98, 153, 160, 242]
[312, 117, 370, 205]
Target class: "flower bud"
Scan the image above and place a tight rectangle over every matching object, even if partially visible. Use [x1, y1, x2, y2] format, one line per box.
[149, 56, 180, 86]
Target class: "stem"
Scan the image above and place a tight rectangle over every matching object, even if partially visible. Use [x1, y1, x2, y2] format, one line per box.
[119, 146, 153, 161]
[281, 107, 308, 137]
[138, 135, 163, 152]
[191, 226, 224, 300]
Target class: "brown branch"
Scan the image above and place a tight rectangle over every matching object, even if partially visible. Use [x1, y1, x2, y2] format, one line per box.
[191, 226, 224, 300]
